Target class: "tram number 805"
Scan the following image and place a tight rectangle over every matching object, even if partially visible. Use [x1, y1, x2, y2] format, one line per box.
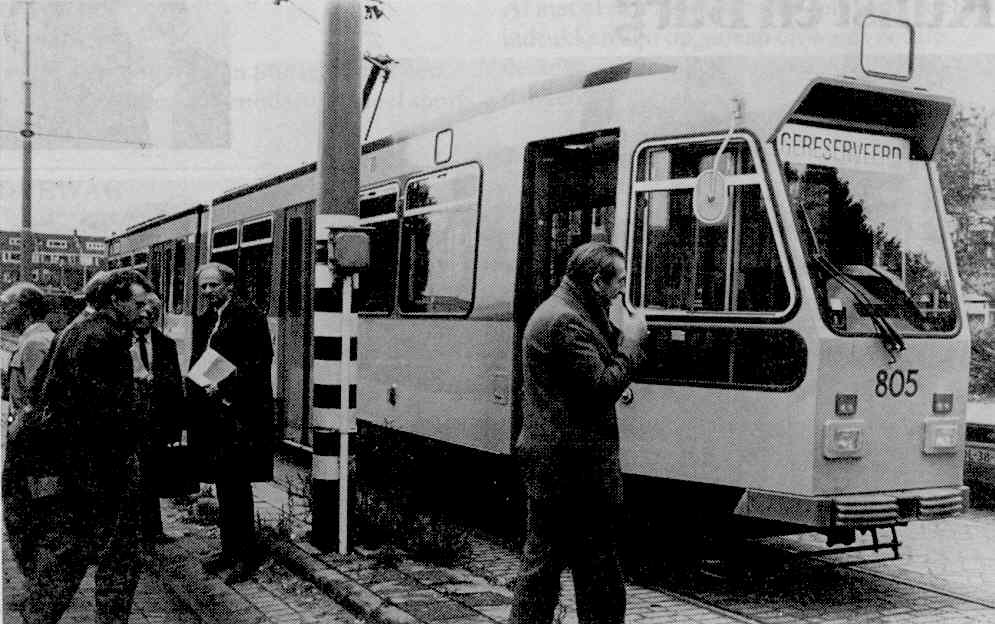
[875, 369, 919, 398]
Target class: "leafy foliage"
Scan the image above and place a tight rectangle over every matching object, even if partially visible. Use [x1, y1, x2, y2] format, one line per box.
[364, 0, 385, 20]
[936, 106, 995, 301]
[970, 325, 995, 398]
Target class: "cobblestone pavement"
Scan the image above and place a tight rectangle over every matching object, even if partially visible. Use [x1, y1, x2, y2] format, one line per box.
[1, 499, 363, 624]
[780, 507, 995, 605]
[2, 538, 200, 624]
[257, 456, 995, 624]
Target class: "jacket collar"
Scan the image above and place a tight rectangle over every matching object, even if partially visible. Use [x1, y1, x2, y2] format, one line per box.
[93, 306, 133, 336]
[556, 277, 614, 337]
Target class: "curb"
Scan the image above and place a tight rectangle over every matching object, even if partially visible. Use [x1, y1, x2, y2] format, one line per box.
[269, 537, 422, 624]
[152, 542, 269, 624]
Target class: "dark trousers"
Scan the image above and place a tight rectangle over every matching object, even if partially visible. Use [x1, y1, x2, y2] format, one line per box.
[21, 467, 142, 624]
[509, 450, 625, 624]
[215, 477, 256, 560]
[138, 445, 163, 540]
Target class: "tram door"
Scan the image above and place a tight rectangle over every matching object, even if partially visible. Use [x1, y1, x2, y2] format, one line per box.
[511, 128, 620, 445]
[278, 203, 314, 446]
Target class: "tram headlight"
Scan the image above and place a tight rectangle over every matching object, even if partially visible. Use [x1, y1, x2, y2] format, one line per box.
[824, 420, 864, 459]
[923, 417, 959, 454]
[835, 394, 858, 416]
[932, 393, 953, 414]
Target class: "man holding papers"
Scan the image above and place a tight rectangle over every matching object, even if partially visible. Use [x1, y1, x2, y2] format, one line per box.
[188, 262, 274, 584]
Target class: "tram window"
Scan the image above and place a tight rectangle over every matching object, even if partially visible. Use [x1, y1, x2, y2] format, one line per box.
[211, 226, 239, 279]
[286, 216, 304, 316]
[237, 218, 274, 314]
[213, 227, 237, 250]
[172, 239, 186, 314]
[630, 138, 788, 314]
[237, 243, 272, 313]
[399, 164, 481, 315]
[636, 326, 806, 391]
[242, 218, 272, 244]
[357, 185, 399, 314]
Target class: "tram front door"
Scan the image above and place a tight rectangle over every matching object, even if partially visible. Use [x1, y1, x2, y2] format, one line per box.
[511, 128, 620, 446]
[279, 202, 314, 446]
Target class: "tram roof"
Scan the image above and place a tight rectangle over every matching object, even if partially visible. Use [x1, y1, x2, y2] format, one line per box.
[110, 203, 207, 243]
[204, 55, 951, 211]
[208, 60, 678, 207]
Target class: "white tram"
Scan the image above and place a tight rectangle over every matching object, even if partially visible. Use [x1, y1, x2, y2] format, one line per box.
[108, 16, 970, 545]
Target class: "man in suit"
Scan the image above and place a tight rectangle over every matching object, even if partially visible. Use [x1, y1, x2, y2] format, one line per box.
[188, 262, 274, 584]
[133, 292, 185, 546]
[510, 242, 648, 624]
[20, 268, 152, 624]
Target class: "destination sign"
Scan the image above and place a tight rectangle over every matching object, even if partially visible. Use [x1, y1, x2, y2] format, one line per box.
[777, 124, 911, 172]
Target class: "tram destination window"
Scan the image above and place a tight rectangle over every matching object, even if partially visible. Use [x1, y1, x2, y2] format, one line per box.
[630, 138, 790, 315]
[399, 163, 481, 315]
[356, 184, 399, 314]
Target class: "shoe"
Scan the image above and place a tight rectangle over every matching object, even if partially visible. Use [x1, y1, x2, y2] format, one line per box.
[201, 552, 234, 575]
[223, 557, 262, 584]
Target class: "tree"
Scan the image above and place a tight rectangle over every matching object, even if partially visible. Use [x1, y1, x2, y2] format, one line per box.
[936, 106, 995, 300]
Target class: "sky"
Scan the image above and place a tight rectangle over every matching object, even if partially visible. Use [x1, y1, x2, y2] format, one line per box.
[1, 0, 994, 238]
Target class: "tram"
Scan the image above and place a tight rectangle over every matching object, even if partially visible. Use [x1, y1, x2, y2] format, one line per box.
[107, 16, 970, 546]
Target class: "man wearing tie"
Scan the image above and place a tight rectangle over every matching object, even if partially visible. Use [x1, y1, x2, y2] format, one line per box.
[133, 292, 185, 546]
[188, 262, 274, 584]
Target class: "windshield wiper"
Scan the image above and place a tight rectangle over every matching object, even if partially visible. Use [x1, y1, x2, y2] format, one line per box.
[794, 206, 905, 361]
[814, 254, 906, 362]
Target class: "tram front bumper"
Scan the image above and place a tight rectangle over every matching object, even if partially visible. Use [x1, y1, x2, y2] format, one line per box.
[734, 486, 969, 528]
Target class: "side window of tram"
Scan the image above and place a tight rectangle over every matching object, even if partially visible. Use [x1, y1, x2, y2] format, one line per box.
[356, 186, 399, 314]
[630, 141, 788, 313]
[629, 139, 798, 390]
[399, 164, 481, 315]
[237, 218, 274, 314]
[132, 251, 149, 277]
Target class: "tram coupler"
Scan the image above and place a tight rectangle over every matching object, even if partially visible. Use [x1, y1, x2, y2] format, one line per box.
[798, 524, 903, 564]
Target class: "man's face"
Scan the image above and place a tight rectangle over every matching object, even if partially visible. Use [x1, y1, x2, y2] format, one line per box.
[113, 283, 151, 328]
[198, 268, 232, 309]
[134, 298, 160, 334]
[593, 257, 627, 308]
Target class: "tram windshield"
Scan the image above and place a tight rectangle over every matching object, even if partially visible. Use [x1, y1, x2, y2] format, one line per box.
[784, 159, 958, 335]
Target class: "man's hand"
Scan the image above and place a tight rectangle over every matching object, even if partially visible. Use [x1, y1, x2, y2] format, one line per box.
[619, 308, 649, 344]
[204, 383, 219, 397]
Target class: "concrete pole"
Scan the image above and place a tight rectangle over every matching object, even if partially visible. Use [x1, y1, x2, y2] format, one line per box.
[310, 0, 362, 556]
[21, 1, 34, 283]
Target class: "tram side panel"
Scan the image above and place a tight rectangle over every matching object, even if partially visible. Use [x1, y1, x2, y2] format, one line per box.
[356, 131, 524, 456]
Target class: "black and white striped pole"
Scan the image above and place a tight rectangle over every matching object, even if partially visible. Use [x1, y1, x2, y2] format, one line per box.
[311, 0, 363, 555]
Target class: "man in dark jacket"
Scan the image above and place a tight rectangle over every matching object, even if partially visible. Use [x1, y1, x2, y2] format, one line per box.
[133, 292, 186, 545]
[510, 242, 648, 624]
[19, 268, 152, 624]
[188, 262, 274, 584]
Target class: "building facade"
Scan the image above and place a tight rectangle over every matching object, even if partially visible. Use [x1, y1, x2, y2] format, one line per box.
[0, 230, 107, 294]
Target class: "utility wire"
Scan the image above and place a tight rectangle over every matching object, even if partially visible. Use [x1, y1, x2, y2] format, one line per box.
[0, 128, 149, 147]
[280, 0, 320, 25]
